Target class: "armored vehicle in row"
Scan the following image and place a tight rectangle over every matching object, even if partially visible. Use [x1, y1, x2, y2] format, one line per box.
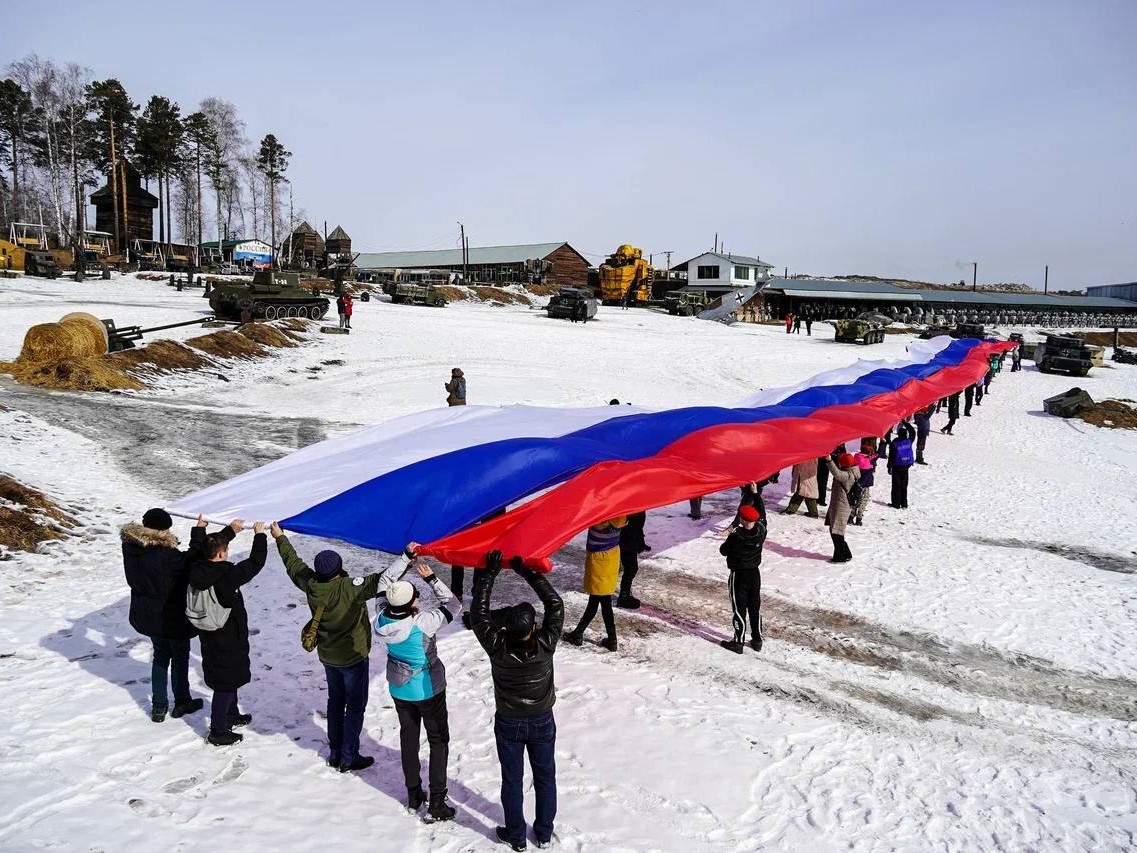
[208, 270, 330, 320]
[664, 290, 708, 316]
[834, 311, 890, 344]
[918, 322, 985, 341]
[1035, 335, 1093, 376]
[546, 287, 598, 321]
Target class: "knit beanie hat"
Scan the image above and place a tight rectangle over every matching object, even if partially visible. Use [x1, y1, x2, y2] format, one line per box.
[739, 505, 760, 523]
[386, 580, 418, 615]
[313, 550, 343, 579]
[142, 508, 173, 531]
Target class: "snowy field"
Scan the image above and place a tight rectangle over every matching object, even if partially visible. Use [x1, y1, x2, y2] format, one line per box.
[1, 273, 1136, 852]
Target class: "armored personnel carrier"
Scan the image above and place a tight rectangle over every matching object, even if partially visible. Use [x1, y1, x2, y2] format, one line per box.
[834, 311, 889, 344]
[208, 270, 330, 320]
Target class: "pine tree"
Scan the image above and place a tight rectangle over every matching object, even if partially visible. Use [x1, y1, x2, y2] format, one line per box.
[255, 133, 290, 267]
[136, 95, 183, 247]
[86, 78, 137, 250]
[182, 111, 210, 251]
[0, 78, 37, 225]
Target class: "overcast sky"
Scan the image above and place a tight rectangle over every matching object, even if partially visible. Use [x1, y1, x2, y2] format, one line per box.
[9, 0, 1136, 288]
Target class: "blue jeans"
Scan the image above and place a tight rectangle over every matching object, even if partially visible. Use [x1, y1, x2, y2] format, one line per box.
[325, 658, 370, 764]
[151, 637, 191, 710]
[495, 710, 557, 845]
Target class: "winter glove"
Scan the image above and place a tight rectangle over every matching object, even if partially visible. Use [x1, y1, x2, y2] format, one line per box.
[509, 555, 525, 573]
[484, 550, 503, 575]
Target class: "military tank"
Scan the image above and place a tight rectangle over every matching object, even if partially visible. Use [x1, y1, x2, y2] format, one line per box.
[208, 270, 330, 320]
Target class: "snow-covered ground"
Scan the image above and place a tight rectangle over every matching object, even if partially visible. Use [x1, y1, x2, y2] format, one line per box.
[1, 273, 1135, 852]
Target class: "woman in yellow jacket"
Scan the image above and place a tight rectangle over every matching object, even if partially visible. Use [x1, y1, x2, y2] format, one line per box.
[564, 516, 626, 652]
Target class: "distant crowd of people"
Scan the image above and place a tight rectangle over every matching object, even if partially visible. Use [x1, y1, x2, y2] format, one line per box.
[121, 349, 1014, 850]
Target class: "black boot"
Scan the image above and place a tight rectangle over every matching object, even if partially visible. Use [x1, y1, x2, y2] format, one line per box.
[339, 755, 375, 773]
[615, 593, 640, 610]
[229, 712, 253, 727]
[426, 791, 456, 822]
[496, 826, 527, 851]
[407, 785, 425, 812]
[170, 698, 203, 718]
[563, 630, 583, 646]
[719, 639, 744, 654]
[151, 705, 168, 723]
[600, 636, 618, 652]
[750, 636, 763, 652]
[207, 729, 243, 746]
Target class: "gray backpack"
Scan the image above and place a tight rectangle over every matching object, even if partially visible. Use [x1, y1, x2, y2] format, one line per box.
[186, 585, 231, 631]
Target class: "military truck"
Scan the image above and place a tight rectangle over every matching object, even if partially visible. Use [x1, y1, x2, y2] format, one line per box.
[208, 270, 330, 320]
[546, 287, 598, 321]
[834, 311, 889, 344]
[1035, 334, 1093, 376]
[664, 290, 709, 316]
[391, 282, 448, 307]
[24, 250, 60, 279]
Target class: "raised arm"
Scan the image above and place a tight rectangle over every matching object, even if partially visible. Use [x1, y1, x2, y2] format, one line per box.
[376, 544, 417, 595]
[513, 557, 564, 648]
[231, 524, 268, 586]
[410, 561, 462, 635]
[469, 551, 502, 654]
[273, 529, 313, 591]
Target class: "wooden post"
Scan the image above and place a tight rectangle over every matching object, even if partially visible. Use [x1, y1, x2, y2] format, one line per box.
[119, 158, 129, 260]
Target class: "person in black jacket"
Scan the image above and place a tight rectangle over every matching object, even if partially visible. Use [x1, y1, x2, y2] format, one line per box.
[188, 519, 267, 746]
[616, 510, 649, 609]
[719, 505, 768, 654]
[888, 421, 916, 508]
[121, 508, 207, 722]
[470, 551, 564, 852]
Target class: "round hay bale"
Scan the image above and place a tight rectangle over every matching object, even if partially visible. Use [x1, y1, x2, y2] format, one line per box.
[59, 312, 109, 351]
[18, 315, 109, 364]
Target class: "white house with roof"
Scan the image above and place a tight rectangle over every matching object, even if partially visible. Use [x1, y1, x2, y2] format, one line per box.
[674, 251, 774, 291]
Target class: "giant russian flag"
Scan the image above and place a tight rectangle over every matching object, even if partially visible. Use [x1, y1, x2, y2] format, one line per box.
[169, 337, 1013, 569]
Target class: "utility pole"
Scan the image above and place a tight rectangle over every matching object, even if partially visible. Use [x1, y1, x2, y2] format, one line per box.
[972, 261, 977, 293]
[1044, 264, 1049, 295]
[663, 250, 672, 276]
[458, 222, 467, 282]
[713, 232, 717, 253]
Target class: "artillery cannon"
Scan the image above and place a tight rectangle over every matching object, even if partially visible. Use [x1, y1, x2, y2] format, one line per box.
[101, 316, 230, 352]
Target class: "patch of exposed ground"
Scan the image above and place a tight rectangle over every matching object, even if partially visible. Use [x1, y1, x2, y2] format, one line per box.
[0, 474, 77, 553]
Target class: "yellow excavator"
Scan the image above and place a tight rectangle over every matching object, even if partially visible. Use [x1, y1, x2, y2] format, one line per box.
[598, 244, 652, 305]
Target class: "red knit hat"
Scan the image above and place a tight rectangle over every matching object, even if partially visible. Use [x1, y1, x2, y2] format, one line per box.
[839, 452, 857, 469]
[739, 505, 760, 522]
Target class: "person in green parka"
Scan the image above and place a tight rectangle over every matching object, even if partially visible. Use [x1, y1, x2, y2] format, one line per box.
[271, 522, 387, 773]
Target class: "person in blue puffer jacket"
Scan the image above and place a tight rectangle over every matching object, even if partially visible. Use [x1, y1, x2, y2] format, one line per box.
[374, 545, 462, 823]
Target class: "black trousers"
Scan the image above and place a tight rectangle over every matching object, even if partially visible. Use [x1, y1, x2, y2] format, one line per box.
[728, 570, 762, 643]
[890, 468, 909, 508]
[916, 431, 928, 459]
[942, 415, 957, 434]
[394, 691, 450, 796]
[816, 459, 830, 504]
[964, 387, 974, 415]
[830, 533, 852, 562]
[450, 566, 465, 599]
[573, 594, 616, 640]
[618, 546, 639, 597]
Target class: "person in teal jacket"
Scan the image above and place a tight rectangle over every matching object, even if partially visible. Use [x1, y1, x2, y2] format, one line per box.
[374, 545, 461, 823]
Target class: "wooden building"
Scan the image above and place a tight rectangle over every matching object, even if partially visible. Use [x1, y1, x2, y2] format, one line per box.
[353, 242, 590, 288]
[89, 161, 158, 252]
[324, 225, 351, 256]
[280, 221, 325, 268]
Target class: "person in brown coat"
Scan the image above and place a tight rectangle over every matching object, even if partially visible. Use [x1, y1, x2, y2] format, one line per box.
[444, 368, 466, 406]
[824, 452, 858, 563]
[781, 459, 819, 517]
